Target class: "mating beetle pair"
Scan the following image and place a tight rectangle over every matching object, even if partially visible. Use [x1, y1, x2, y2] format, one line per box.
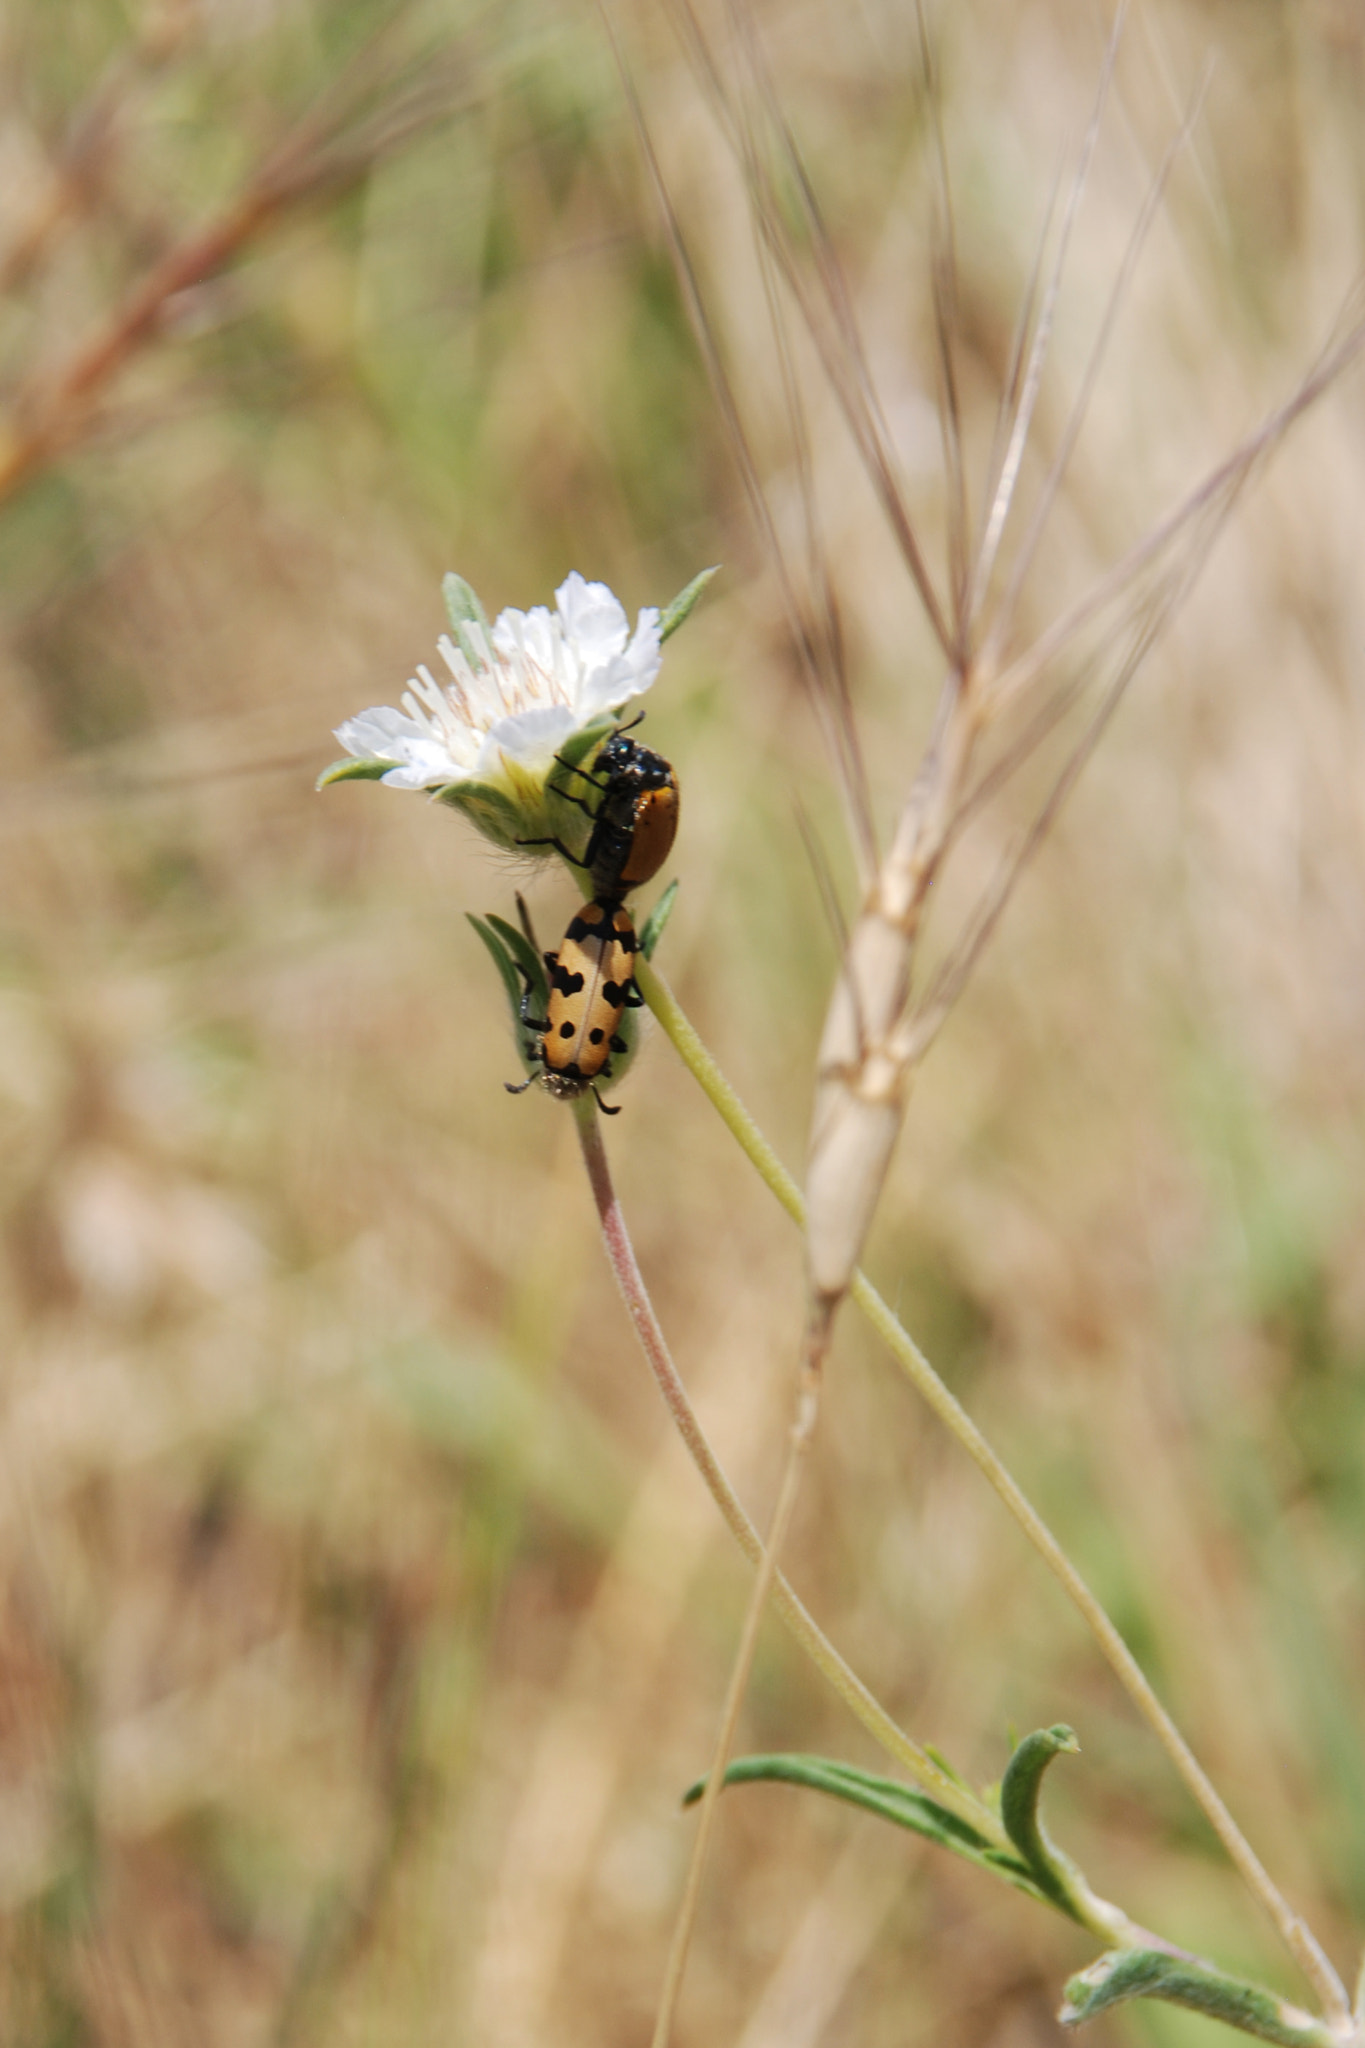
[506, 720, 680, 1112]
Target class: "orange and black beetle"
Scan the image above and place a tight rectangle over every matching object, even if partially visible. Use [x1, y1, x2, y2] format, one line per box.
[506, 897, 645, 1114]
[521, 718, 679, 903]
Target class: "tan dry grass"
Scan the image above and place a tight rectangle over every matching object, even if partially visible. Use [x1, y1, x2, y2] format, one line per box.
[1, 2, 1364, 2044]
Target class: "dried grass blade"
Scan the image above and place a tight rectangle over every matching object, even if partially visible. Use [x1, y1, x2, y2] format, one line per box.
[673, 0, 954, 660]
[917, 3, 971, 641]
[988, 293, 1365, 718]
[970, 2, 1124, 619]
[983, 60, 1206, 676]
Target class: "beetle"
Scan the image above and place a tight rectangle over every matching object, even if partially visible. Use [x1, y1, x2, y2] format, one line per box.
[519, 717, 680, 902]
[506, 896, 645, 1114]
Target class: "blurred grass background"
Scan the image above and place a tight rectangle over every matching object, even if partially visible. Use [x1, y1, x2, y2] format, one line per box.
[2, 2, 1365, 2044]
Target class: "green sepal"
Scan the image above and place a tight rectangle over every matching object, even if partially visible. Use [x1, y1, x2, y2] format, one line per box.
[683, 1754, 1049, 1909]
[640, 880, 678, 960]
[443, 573, 493, 668]
[530, 719, 619, 884]
[659, 565, 719, 642]
[1061, 1950, 1334, 2048]
[556, 718, 617, 775]
[998, 1725, 1090, 1922]
[432, 780, 526, 850]
[317, 756, 398, 788]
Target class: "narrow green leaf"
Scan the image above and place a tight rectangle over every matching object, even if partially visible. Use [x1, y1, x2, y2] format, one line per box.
[924, 1743, 973, 1793]
[317, 757, 397, 788]
[684, 1754, 1046, 1905]
[443, 573, 493, 667]
[485, 911, 546, 1001]
[999, 1725, 1089, 1921]
[467, 916, 525, 1032]
[640, 880, 679, 960]
[659, 565, 719, 642]
[1061, 1949, 1334, 2048]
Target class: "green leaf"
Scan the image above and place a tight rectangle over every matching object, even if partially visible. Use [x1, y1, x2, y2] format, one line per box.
[316, 756, 397, 788]
[659, 565, 719, 642]
[999, 1725, 1089, 1921]
[486, 907, 547, 1003]
[682, 1742, 1333, 2048]
[684, 1754, 1047, 1907]
[443, 573, 493, 668]
[1061, 1949, 1335, 2048]
[924, 1743, 974, 1794]
[467, 916, 526, 1039]
[640, 880, 678, 960]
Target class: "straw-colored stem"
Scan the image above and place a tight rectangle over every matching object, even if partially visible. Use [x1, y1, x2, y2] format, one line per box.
[635, 958, 1349, 2023]
[856, 1279, 1349, 2020]
[0, 190, 275, 506]
[649, 1320, 825, 2048]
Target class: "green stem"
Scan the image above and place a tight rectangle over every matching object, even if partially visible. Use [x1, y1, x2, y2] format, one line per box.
[635, 957, 1350, 2024]
[571, 1093, 1000, 1843]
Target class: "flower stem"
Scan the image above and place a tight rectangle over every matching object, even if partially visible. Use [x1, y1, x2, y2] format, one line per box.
[634, 958, 1350, 2023]
[570, 1093, 1000, 1842]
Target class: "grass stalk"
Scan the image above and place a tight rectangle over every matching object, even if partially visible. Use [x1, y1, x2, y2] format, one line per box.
[636, 957, 1350, 2022]
[647, 1326, 824, 2048]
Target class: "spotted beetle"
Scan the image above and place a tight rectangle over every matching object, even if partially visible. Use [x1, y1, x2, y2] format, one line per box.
[506, 896, 645, 1114]
[519, 716, 680, 902]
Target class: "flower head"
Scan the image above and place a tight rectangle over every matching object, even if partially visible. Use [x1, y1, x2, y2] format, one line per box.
[321, 564, 715, 860]
[329, 570, 659, 798]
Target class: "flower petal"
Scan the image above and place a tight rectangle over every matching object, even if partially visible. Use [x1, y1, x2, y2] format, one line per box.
[492, 603, 561, 687]
[555, 573, 630, 667]
[623, 605, 662, 685]
[333, 706, 464, 789]
[477, 704, 578, 775]
[574, 606, 662, 719]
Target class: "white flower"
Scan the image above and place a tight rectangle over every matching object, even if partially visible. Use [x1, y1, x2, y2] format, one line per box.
[333, 573, 662, 793]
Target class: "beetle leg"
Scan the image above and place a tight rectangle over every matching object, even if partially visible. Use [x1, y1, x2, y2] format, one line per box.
[516, 834, 588, 867]
[546, 779, 601, 816]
